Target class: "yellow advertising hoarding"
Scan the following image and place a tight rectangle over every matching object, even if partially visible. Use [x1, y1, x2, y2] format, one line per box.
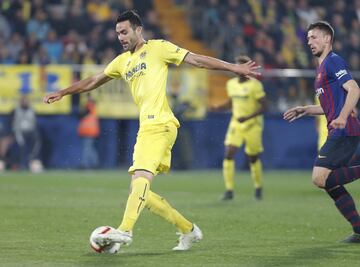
[0, 65, 72, 114]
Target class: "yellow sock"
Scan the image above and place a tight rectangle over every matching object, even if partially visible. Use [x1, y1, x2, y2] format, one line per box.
[223, 159, 235, 191]
[118, 177, 150, 232]
[146, 191, 193, 233]
[250, 159, 263, 189]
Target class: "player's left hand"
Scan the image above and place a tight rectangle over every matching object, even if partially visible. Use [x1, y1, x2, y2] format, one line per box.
[330, 116, 347, 129]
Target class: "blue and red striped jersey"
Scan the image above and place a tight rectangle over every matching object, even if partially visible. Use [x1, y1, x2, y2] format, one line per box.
[314, 51, 360, 137]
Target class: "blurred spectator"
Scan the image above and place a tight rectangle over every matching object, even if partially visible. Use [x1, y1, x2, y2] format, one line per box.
[42, 30, 63, 63]
[296, 0, 318, 25]
[0, 13, 11, 40]
[16, 49, 31, 64]
[170, 86, 193, 170]
[7, 33, 24, 62]
[143, 9, 165, 39]
[77, 95, 100, 169]
[221, 11, 243, 61]
[68, 0, 91, 35]
[11, 95, 43, 172]
[87, 0, 112, 23]
[26, 8, 50, 41]
[349, 52, 360, 71]
[48, 4, 69, 37]
[10, 8, 27, 36]
[0, 119, 13, 172]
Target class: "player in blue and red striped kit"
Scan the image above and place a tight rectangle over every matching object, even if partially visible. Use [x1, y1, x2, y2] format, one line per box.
[284, 21, 360, 243]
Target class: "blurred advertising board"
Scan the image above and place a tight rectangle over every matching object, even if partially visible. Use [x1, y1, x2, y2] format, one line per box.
[0, 65, 72, 114]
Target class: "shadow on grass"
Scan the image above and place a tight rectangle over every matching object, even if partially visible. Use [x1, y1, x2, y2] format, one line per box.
[79, 250, 175, 266]
[257, 243, 360, 267]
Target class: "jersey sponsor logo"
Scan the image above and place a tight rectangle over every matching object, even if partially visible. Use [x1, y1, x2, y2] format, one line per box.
[125, 63, 147, 80]
[148, 115, 155, 119]
[335, 69, 347, 79]
[318, 155, 327, 158]
[315, 87, 324, 97]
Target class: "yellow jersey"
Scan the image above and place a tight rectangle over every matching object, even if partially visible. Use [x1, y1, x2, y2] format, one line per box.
[104, 40, 188, 127]
[227, 77, 265, 130]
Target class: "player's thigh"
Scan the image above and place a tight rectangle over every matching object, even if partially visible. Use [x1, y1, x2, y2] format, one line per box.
[130, 123, 177, 175]
[244, 126, 263, 156]
[315, 136, 360, 170]
[224, 121, 244, 148]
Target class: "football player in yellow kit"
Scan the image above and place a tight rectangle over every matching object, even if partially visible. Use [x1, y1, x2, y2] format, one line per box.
[44, 10, 260, 252]
[212, 55, 266, 201]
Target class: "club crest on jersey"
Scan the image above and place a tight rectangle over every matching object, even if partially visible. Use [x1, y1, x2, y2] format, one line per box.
[140, 51, 147, 59]
[126, 63, 147, 80]
[316, 87, 324, 97]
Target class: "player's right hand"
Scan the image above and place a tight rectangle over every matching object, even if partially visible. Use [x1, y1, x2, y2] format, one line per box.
[283, 106, 307, 122]
[43, 92, 63, 104]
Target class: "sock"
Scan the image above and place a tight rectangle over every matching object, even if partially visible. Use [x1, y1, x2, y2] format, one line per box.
[250, 159, 263, 189]
[223, 159, 235, 191]
[326, 165, 360, 189]
[118, 177, 150, 232]
[146, 191, 193, 234]
[326, 186, 360, 234]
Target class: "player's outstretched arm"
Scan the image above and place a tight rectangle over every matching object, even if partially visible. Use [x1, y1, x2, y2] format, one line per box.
[43, 72, 112, 104]
[330, 80, 360, 129]
[183, 52, 261, 77]
[283, 105, 324, 122]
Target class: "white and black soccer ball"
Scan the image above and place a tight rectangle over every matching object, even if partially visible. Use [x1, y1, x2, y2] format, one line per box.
[90, 226, 121, 254]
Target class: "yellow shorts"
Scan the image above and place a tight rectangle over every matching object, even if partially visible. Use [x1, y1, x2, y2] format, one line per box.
[128, 122, 178, 175]
[224, 120, 263, 156]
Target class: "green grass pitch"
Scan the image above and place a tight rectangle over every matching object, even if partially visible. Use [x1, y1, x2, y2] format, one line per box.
[1, 170, 360, 267]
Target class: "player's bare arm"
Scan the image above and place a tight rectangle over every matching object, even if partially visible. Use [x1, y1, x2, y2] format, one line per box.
[283, 105, 324, 122]
[330, 79, 360, 129]
[210, 99, 232, 112]
[43, 72, 112, 104]
[238, 97, 266, 123]
[183, 52, 261, 77]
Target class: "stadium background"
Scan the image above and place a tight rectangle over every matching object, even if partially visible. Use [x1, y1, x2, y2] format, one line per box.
[0, 0, 359, 170]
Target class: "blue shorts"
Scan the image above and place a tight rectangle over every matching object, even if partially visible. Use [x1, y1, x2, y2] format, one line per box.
[314, 136, 360, 170]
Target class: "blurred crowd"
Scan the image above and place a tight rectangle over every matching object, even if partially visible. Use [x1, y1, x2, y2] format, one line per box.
[0, 0, 163, 65]
[1, 0, 358, 69]
[0, 0, 359, 114]
[187, 0, 360, 70]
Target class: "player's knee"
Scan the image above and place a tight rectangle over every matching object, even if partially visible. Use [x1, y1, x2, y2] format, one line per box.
[224, 146, 237, 159]
[247, 154, 258, 164]
[132, 170, 154, 181]
[312, 173, 326, 188]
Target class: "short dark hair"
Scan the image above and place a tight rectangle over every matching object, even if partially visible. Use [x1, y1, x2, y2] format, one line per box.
[235, 55, 251, 64]
[307, 21, 334, 42]
[116, 10, 143, 28]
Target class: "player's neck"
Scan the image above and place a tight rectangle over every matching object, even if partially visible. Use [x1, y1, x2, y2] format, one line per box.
[132, 38, 146, 53]
[318, 47, 332, 65]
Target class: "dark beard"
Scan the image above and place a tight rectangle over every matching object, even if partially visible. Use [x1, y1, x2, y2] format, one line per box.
[313, 50, 323, 57]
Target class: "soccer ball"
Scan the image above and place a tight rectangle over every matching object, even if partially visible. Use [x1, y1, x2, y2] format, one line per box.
[89, 226, 121, 254]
